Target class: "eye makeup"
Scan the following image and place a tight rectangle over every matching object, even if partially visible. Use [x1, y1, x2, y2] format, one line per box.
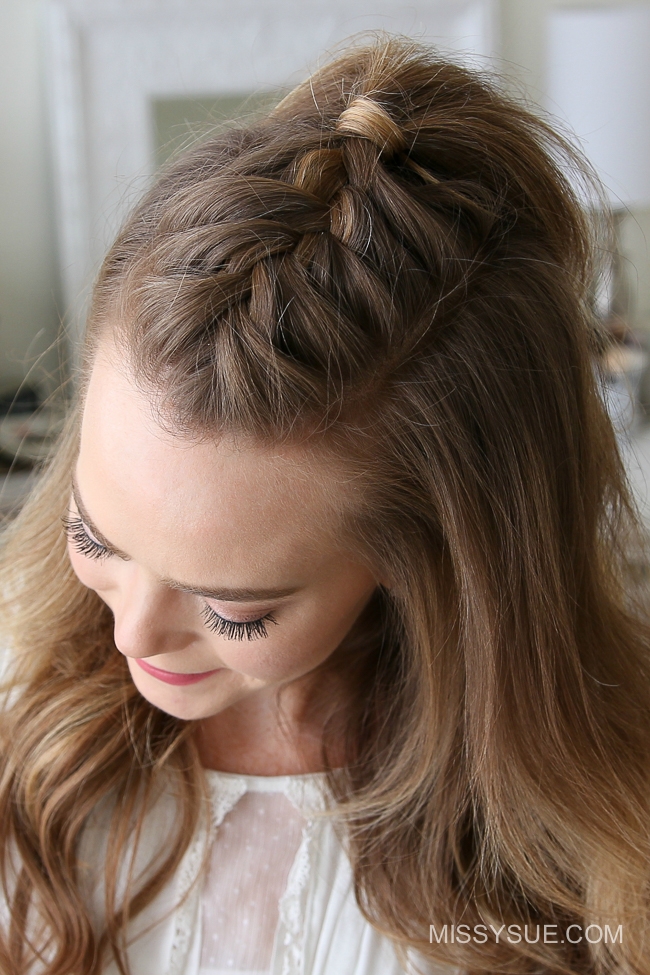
[64, 511, 279, 642]
[201, 604, 278, 641]
[62, 515, 110, 561]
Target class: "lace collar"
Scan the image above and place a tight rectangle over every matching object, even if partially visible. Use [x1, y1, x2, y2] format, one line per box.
[203, 767, 330, 823]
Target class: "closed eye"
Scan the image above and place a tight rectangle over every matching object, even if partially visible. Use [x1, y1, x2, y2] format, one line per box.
[62, 515, 111, 561]
[201, 604, 277, 641]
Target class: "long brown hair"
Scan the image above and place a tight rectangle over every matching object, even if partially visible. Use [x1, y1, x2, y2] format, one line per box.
[2, 35, 650, 974]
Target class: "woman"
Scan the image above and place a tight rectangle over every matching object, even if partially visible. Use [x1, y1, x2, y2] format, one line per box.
[1, 35, 649, 975]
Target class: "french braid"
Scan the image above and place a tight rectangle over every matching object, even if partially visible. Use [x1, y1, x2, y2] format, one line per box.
[103, 65, 530, 441]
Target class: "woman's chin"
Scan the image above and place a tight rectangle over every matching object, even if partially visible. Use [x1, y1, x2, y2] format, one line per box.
[126, 660, 261, 720]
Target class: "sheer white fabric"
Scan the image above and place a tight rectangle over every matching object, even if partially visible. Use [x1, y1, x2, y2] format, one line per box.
[73, 765, 421, 975]
[199, 789, 305, 974]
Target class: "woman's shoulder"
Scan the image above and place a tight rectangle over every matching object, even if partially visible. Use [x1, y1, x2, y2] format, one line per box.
[80, 775, 188, 872]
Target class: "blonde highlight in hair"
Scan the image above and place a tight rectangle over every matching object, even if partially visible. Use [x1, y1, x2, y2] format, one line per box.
[335, 95, 407, 154]
[2, 35, 650, 973]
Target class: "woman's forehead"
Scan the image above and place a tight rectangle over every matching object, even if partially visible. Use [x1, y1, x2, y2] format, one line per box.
[76, 342, 349, 582]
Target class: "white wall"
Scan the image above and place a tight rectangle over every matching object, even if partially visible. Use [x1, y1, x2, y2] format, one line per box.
[0, 0, 61, 395]
[497, 0, 650, 336]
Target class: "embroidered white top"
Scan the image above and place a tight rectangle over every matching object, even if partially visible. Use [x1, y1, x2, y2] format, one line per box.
[94, 769, 416, 975]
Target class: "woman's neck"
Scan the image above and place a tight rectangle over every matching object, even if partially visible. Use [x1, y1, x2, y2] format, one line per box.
[196, 672, 346, 775]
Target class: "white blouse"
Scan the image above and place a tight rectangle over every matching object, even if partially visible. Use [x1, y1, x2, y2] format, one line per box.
[198, 775, 307, 974]
[91, 768, 427, 975]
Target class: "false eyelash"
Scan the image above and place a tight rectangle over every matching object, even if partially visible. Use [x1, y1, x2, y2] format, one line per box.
[62, 515, 110, 561]
[201, 604, 277, 641]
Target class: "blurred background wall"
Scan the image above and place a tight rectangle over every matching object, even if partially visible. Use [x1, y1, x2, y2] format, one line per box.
[0, 0, 61, 397]
[0, 0, 649, 401]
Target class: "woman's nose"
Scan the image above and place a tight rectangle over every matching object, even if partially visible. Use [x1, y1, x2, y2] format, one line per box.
[112, 564, 195, 659]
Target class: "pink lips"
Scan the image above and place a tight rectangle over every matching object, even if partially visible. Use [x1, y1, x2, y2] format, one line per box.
[136, 658, 221, 686]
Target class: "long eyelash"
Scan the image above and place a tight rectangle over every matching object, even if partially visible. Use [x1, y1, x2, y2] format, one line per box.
[62, 515, 110, 561]
[63, 515, 276, 640]
[201, 605, 277, 641]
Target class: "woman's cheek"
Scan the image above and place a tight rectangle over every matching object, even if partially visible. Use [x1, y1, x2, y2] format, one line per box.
[213, 626, 328, 685]
[210, 636, 288, 683]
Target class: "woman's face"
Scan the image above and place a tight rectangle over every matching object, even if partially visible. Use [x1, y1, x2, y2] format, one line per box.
[69, 342, 378, 721]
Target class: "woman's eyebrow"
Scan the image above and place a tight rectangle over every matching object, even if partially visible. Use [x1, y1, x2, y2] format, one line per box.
[71, 478, 131, 560]
[164, 582, 300, 603]
[71, 477, 300, 603]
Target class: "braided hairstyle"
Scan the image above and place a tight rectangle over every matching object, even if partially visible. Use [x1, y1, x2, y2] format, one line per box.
[3, 35, 650, 975]
[97, 38, 592, 441]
